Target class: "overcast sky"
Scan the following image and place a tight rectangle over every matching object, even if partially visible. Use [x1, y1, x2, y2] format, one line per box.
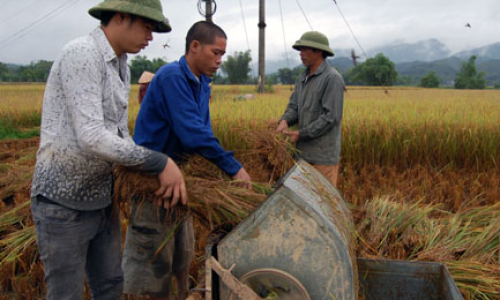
[0, 0, 498, 65]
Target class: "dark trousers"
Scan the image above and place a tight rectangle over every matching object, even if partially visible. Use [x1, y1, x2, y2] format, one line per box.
[31, 196, 123, 300]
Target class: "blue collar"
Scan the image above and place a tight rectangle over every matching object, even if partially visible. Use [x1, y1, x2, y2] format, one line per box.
[180, 56, 212, 86]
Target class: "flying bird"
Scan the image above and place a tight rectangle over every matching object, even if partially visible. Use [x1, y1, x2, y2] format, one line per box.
[162, 39, 171, 49]
[465, 23, 471, 28]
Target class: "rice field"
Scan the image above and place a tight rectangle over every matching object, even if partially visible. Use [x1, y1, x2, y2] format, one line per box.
[0, 84, 499, 299]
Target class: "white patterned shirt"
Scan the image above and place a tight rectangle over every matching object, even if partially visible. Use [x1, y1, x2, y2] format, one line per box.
[31, 27, 167, 210]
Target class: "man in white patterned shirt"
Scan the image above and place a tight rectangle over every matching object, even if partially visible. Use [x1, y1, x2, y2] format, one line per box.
[30, 0, 185, 298]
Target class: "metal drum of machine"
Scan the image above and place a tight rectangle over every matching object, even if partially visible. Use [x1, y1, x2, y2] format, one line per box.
[216, 159, 358, 300]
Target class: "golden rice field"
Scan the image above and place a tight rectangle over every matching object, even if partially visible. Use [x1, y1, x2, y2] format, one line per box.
[0, 84, 499, 299]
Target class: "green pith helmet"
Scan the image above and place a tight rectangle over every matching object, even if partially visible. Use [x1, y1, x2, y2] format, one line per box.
[292, 31, 334, 57]
[89, 0, 171, 33]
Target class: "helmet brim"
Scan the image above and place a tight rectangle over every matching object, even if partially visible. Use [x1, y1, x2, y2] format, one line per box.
[292, 40, 334, 57]
[89, 1, 171, 33]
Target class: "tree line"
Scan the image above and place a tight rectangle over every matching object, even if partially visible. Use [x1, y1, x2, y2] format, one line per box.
[0, 56, 167, 84]
[0, 60, 53, 82]
[0, 53, 494, 89]
[267, 54, 489, 89]
[215, 52, 491, 89]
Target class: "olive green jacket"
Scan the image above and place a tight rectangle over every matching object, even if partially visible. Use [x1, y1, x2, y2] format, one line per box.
[280, 60, 344, 165]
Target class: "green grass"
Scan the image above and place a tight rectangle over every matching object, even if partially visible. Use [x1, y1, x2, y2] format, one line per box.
[0, 119, 39, 140]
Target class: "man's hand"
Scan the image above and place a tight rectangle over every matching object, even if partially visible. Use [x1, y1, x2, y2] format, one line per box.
[285, 130, 300, 144]
[276, 120, 289, 134]
[232, 167, 252, 190]
[155, 157, 187, 209]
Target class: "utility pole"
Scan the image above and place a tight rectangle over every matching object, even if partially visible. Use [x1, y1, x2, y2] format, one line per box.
[198, 0, 215, 22]
[258, 0, 266, 93]
[205, 0, 212, 22]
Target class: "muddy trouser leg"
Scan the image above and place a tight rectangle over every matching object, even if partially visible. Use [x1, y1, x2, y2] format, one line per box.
[122, 200, 194, 298]
[173, 216, 194, 299]
[122, 200, 174, 297]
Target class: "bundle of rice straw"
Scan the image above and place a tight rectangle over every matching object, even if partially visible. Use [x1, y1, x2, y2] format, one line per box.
[114, 127, 296, 229]
[113, 160, 269, 229]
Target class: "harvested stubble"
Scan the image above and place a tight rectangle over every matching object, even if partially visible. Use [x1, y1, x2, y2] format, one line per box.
[355, 197, 500, 300]
[1, 128, 500, 299]
[339, 163, 500, 209]
[0, 203, 41, 299]
[1, 85, 500, 298]
[446, 261, 500, 300]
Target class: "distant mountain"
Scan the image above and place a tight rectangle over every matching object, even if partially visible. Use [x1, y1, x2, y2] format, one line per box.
[264, 57, 301, 74]
[368, 39, 451, 63]
[453, 43, 500, 60]
[328, 57, 355, 74]
[266, 39, 456, 72]
[6, 63, 21, 71]
[331, 48, 356, 59]
[396, 57, 500, 86]
[264, 39, 500, 85]
[396, 57, 463, 85]
[477, 59, 500, 85]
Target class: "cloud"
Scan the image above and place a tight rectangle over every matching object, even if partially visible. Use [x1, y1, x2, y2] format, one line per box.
[0, 0, 498, 64]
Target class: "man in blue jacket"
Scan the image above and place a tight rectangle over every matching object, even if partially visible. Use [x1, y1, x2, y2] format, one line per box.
[122, 21, 251, 300]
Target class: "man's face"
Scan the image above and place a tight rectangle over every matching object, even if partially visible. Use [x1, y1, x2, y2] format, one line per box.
[299, 47, 322, 69]
[118, 15, 155, 54]
[193, 36, 226, 77]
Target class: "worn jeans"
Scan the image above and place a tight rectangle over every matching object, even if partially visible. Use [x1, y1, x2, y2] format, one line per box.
[31, 195, 123, 300]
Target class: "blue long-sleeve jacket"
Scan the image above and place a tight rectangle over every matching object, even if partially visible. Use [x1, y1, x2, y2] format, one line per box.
[134, 56, 242, 176]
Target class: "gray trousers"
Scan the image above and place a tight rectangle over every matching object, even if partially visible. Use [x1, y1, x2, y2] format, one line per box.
[31, 196, 123, 300]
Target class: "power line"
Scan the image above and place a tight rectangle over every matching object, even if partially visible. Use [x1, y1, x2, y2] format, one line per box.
[0, 0, 82, 50]
[238, 0, 256, 83]
[328, 1, 391, 92]
[294, 0, 314, 31]
[0, 0, 80, 47]
[278, 0, 290, 69]
[330, 0, 368, 59]
[0, 0, 39, 26]
[279, 0, 296, 89]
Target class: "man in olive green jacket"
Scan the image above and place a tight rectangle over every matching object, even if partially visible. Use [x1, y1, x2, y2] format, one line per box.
[277, 31, 344, 186]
